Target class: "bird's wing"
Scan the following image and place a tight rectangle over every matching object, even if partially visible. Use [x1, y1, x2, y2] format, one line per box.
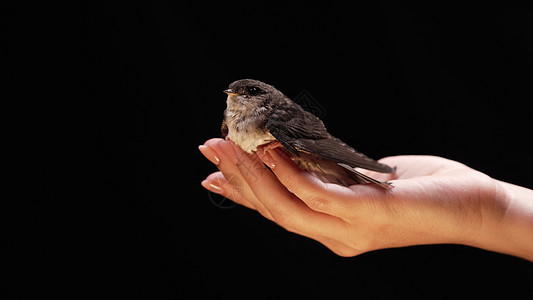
[265, 105, 394, 173]
[265, 104, 327, 156]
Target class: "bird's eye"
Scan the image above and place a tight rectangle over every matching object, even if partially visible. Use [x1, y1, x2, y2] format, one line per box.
[247, 86, 262, 96]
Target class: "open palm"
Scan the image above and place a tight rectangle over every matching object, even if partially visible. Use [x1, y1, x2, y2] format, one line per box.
[200, 138, 522, 258]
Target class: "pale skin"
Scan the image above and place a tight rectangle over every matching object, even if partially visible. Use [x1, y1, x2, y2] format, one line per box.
[199, 138, 533, 261]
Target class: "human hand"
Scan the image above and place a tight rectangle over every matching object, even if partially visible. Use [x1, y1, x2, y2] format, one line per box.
[199, 138, 533, 260]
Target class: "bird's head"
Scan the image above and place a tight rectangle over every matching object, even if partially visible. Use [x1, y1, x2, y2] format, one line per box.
[223, 79, 282, 108]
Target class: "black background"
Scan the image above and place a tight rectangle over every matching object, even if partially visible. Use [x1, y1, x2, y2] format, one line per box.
[3, 1, 533, 298]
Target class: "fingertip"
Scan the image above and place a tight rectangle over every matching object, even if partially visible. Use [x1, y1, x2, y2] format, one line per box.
[201, 179, 224, 194]
[202, 172, 258, 211]
[267, 148, 308, 178]
[198, 145, 220, 165]
[203, 138, 225, 147]
[257, 150, 276, 169]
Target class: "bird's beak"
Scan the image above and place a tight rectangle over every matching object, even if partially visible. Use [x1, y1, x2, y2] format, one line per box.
[223, 89, 239, 96]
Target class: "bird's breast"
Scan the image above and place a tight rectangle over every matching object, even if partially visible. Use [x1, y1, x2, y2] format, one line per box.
[224, 107, 276, 154]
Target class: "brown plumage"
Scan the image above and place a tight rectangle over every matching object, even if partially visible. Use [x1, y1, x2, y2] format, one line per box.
[222, 79, 395, 190]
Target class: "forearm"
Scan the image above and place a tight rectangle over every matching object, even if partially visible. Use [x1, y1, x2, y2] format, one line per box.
[474, 180, 533, 261]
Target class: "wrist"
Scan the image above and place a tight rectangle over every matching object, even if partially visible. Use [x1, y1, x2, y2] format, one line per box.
[470, 179, 533, 261]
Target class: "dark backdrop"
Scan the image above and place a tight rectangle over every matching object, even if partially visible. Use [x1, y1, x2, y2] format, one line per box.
[4, 2, 532, 298]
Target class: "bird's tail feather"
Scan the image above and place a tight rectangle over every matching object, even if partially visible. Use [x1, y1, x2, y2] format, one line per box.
[289, 151, 394, 191]
[337, 163, 394, 191]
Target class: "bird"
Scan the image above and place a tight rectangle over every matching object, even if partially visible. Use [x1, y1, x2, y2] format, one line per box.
[221, 79, 395, 190]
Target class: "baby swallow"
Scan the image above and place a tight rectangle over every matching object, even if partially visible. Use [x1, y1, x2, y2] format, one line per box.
[221, 79, 395, 190]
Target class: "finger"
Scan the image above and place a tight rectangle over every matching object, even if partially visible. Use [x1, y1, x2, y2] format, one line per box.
[206, 139, 274, 220]
[202, 172, 359, 257]
[263, 148, 395, 218]
[257, 148, 359, 216]
[202, 171, 256, 210]
[227, 142, 348, 237]
[204, 139, 368, 253]
[199, 144, 220, 166]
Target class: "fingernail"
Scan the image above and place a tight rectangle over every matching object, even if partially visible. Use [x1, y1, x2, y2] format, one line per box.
[201, 180, 223, 193]
[198, 145, 220, 165]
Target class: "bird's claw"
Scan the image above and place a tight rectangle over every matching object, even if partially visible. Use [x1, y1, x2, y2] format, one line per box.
[259, 141, 282, 155]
